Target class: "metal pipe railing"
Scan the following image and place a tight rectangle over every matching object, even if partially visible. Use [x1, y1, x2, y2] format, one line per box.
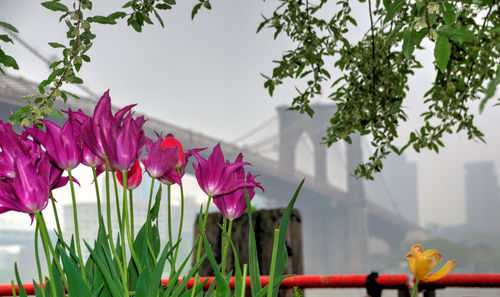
[1, 274, 500, 296]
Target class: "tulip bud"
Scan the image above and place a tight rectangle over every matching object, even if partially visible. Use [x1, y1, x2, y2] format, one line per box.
[117, 159, 142, 190]
[161, 135, 185, 168]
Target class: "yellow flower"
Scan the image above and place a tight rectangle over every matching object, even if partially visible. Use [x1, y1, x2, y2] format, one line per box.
[405, 243, 456, 282]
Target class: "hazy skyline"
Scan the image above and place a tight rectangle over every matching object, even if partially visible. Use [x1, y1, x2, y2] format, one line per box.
[1, 0, 500, 228]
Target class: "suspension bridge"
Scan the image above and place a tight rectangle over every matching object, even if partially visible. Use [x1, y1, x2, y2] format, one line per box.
[0, 30, 420, 275]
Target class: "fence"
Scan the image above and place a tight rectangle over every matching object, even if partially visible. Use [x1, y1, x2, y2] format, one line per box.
[1, 274, 500, 297]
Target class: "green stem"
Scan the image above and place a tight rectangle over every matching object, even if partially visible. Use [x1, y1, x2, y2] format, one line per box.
[103, 161, 128, 291]
[92, 166, 103, 221]
[191, 196, 212, 297]
[171, 175, 185, 278]
[221, 219, 233, 276]
[10, 280, 16, 297]
[67, 169, 86, 282]
[121, 171, 142, 274]
[35, 213, 57, 297]
[146, 178, 158, 265]
[37, 212, 68, 288]
[112, 170, 122, 229]
[117, 173, 128, 290]
[49, 192, 62, 238]
[147, 178, 155, 222]
[411, 278, 419, 297]
[105, 159, 114, 249]
[167, 184, 172, 256]
[221, 217, 227, 261]
[34, 225, 46, 297]
[267, 229, 280, 297]
[129, 189, 134, 238]
[241, 264, 248, 297]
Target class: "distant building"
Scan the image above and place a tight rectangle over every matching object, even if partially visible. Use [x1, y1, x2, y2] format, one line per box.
[464, 162, 500, 235]
[0, 228, 43, 284]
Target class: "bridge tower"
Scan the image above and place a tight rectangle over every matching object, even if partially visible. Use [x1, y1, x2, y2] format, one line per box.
[277, 104, 369, 274]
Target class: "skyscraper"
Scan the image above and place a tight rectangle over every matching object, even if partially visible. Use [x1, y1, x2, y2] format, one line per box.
[465, 162, 500, 235]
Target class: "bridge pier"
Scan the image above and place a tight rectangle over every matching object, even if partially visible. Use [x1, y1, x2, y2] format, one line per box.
[346, 203, 369, 273]
[277, 105, 369, 274]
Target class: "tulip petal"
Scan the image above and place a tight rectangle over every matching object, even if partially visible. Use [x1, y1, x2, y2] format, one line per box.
[407, 254, 417, 277]
[415, 249, 442, 279]
[422, 259, 456, 282]
[405, 243, 423, 277]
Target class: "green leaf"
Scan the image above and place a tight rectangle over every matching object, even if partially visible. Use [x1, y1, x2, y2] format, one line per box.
[271, 179, 304, 297]
[434, 35, 451, 73]
[0, 51, 19, 70]
[90, 16, 117, 25]
[108, 12, 127, 20]
[92, 284, 104, 297]
[156, 3, 172, 10]
[0, 21, 19, 33]
[48, 42, 65, 48]
[50, 109, 64, 118]
[382, 0, 391, 10]
[134, 265, 152, 297]
[402, 27, 415, 58]
[165, 0, 176, 4]
[245, 190, 261, 297]
[60, 249, 92, 297]
[479, 65, 500, 113]
[51, 251, 66, 297]
[384, 23, 403, 48]
[149, 244, 172, 297]
[81, 55, 90, 62]
[85, 242, 123, 297]
[443, 3, 456, 25]
[191, 3, 202, 20]
[153, 10, 165, 28]
[32, 280, 43, 297]
[220, 225, 242, 296]
[0, 34, 13, 43]
[383, 0, 404, 23]
[437, 25, 475, 42]
[122, 1, 134, 8]
[14, 262, 28, 297]
[449, 26, 475, 42]
[436, 25, 454, 37]
[149, 185, 162, 220]
[169, 253, 205, 297]
[202, 233, 230, 297]
[41, 1, 69, 12]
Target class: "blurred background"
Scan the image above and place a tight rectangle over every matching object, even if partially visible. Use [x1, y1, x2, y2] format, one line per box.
[1, 0, 500, 296]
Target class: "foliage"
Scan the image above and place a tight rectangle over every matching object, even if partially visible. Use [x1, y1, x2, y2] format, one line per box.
[10, 177, 303, 297]
[258, 0, 500, 179]
[0, 21, 19, 74]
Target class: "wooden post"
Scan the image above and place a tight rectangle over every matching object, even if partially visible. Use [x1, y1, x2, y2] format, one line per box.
[194, 209, 304, 296]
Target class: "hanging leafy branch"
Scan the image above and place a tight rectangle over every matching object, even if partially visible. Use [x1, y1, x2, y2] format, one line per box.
[259, 0, 500, 179]
[7, 0, 177, 126]
[0, 21, 19, 74]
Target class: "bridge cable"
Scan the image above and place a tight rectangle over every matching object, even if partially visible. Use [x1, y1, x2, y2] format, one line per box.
[231, 116, 277, 143]
[246, 116, 309, 151]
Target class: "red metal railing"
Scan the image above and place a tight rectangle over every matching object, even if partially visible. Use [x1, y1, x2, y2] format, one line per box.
[1, 274, 500, 296]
